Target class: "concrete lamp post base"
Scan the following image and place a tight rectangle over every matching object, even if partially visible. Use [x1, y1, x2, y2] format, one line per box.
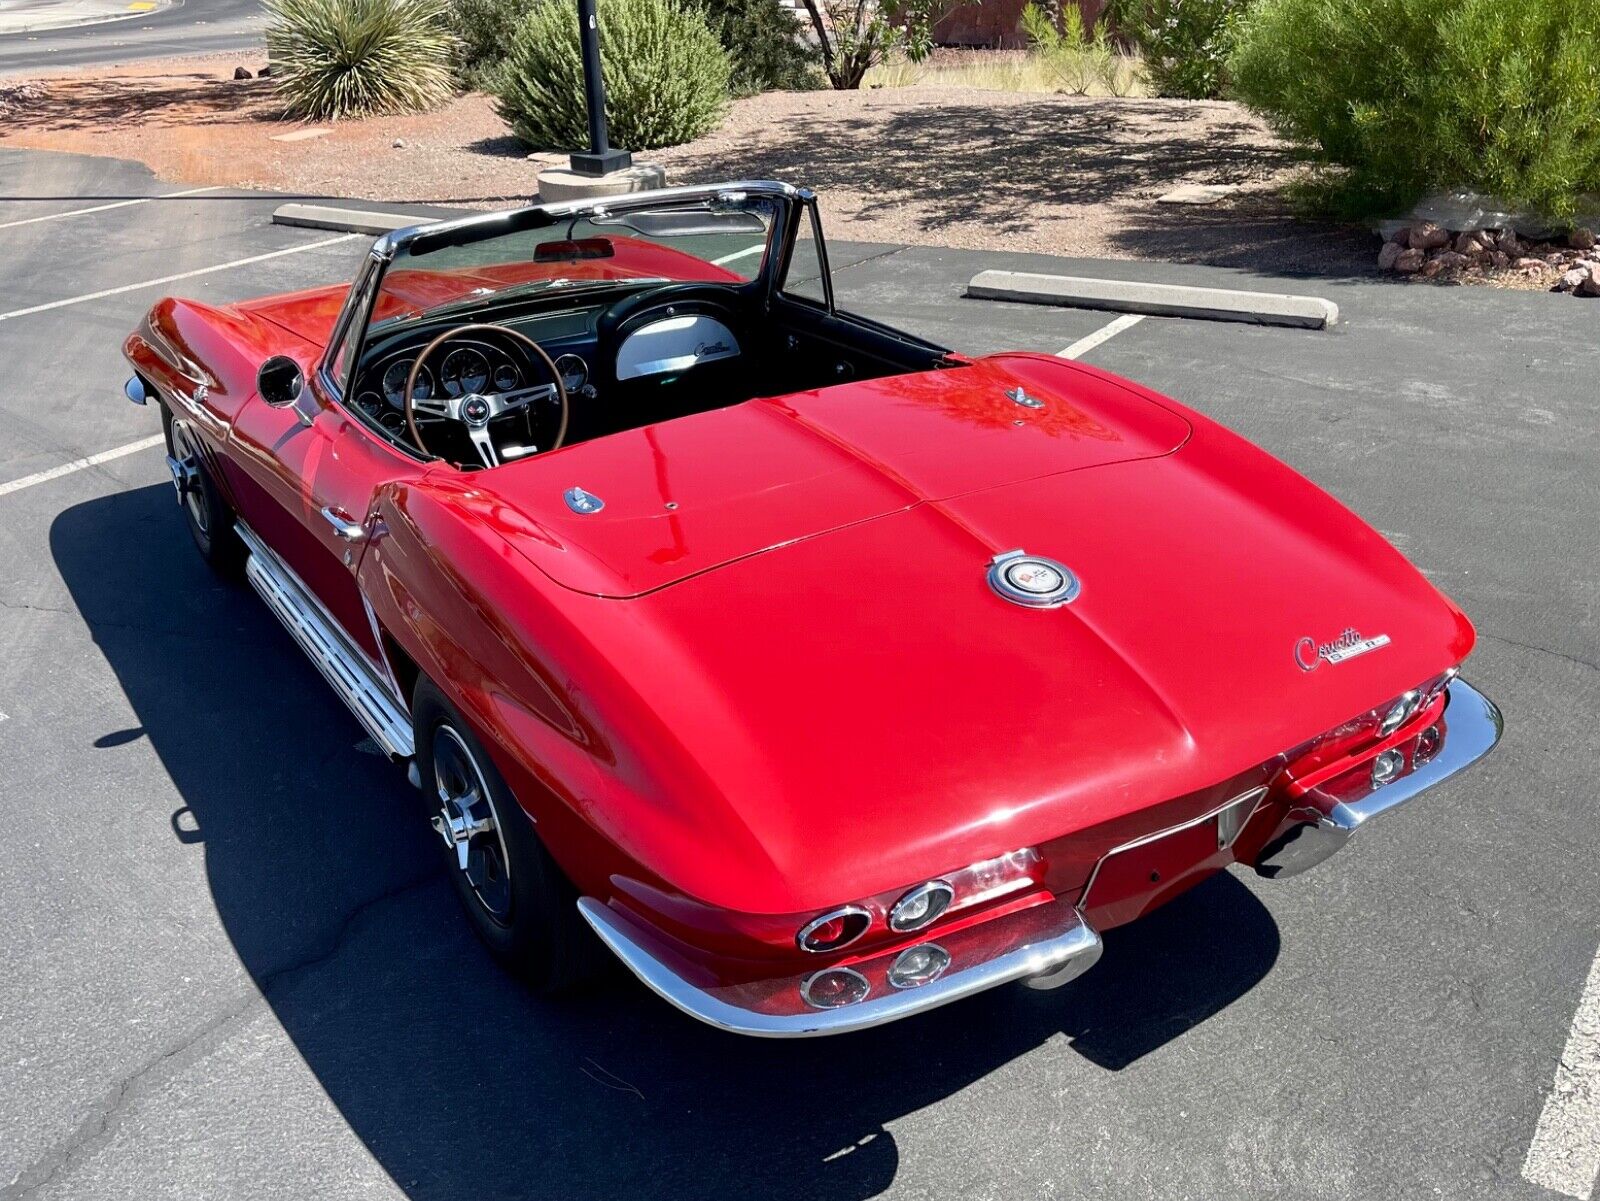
[536, 163, 667, 203]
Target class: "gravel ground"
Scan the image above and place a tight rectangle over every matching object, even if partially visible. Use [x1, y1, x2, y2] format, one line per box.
[0, 51, 1379, 276]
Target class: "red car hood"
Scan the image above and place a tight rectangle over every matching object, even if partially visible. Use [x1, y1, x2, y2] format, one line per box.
[453, 355, 1472, 912]
[476, 354, 1192, 597]
[592, 437, 1473, 912]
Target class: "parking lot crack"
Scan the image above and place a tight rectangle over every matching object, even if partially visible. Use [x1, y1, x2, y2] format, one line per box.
[1480, 632, 1599, 678]
[0, 870, 439, 1201]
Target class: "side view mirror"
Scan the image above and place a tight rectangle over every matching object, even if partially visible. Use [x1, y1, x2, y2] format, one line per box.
[257, 356, 305, 407]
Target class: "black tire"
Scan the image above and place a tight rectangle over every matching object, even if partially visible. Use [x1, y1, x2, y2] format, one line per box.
[160, 401, 244, 576]
[411, 677, 605, 992]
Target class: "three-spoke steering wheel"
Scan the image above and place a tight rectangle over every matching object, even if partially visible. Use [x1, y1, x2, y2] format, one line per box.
[403, 323, 569, 468]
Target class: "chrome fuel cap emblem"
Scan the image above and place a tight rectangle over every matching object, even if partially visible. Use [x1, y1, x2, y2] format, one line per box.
[987, 549, 1080, 608]
[563, 486, 604, 514]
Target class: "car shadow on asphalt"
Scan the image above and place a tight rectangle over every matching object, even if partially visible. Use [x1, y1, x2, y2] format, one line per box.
[53, 483, 1282, 1201]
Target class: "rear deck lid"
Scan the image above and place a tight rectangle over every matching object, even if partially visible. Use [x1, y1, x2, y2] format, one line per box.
[467, 355, 1191, 597]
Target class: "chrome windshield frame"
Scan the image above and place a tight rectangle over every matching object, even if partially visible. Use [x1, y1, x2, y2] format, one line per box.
[324, 180, 813, 410]
[325, 181, 809, 402]
[370, 179, 805, 263]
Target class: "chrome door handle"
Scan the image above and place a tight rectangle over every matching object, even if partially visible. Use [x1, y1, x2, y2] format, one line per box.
[320, 506, 366, 542]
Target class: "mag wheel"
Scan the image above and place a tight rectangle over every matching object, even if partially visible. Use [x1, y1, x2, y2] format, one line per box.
[412, 678, 605, 993]
[160, 403, 243, 574]
[430, 724, 515, 925]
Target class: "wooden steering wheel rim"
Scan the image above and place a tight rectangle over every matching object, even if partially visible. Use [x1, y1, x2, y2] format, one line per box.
[402, 322, 569, 466]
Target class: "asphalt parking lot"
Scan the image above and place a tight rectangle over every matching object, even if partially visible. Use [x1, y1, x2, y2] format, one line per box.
[1, 144, 1597, 1201]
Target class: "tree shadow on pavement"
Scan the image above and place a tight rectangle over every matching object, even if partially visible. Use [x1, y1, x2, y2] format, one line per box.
[53, 482, 1282, 1201]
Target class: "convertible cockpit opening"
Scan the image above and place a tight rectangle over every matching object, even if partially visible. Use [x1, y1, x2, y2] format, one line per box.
[329, 184, 952, 469]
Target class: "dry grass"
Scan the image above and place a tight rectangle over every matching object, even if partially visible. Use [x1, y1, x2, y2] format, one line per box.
[864, 48, 1147, 97]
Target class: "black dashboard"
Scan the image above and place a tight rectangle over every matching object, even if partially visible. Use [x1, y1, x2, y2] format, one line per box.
[350, 306, 605, 443]
[343, 280, 756, 466]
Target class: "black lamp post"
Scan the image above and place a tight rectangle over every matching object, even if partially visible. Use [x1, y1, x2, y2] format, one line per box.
[568, 0, 633, 176]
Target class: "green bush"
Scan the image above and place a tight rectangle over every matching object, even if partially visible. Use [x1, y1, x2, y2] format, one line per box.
[1103, 0, 1250, 98]
[265, 0, 457, 120]
[691, 0, 820, 95]
[1020, 1, 1121, 96]
[496, 0, 730, 149]
[448, 0, 533, 90]
[1229, 0, 1600, 219]
[454, 0, 812, 95]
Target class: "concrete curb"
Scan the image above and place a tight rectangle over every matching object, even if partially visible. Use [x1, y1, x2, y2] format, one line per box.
[966, 270, 1339, 330]
[272, 203, 438, 237]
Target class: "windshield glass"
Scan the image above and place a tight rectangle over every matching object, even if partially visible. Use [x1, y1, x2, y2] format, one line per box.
[369, 196, 779, 332]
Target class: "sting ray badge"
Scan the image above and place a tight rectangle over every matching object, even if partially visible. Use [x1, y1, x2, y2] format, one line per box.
[1294, 628, 1390, 671]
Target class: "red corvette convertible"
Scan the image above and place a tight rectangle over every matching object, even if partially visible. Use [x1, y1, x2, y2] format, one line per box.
[123, 182, 1501, 1035]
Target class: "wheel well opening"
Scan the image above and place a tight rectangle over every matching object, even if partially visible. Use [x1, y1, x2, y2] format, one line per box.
[380, 630, 422, 708]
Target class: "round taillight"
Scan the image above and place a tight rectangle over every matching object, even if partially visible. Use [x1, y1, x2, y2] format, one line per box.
[796, 906, 870, 953]
[801, 967, 870, 1009]
[1416, 723, 1442, 764]
[1380, 690, 1421, 736]
[1371, 747, 1406, 788]
[888, 880, 954, 932]
[888, 943, 951, 990]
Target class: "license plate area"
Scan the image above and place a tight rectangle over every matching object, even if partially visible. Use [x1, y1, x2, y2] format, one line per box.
[1078, 788, 1265, 927]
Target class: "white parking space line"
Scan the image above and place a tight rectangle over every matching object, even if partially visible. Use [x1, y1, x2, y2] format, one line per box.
[712, 243, 765, 267]
[0, 185, 226, 231]
[0, 232, 361, 324]
[1057, 313, 1145, 360]
[1525, 944, 1600, 1199]
[0, 434, 165, 498]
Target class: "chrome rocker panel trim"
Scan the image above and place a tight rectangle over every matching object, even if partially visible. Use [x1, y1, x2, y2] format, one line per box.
[1256, 676, 1502, 878]
[577, 894, 1103, 1038]
[234, 520, 415, 760]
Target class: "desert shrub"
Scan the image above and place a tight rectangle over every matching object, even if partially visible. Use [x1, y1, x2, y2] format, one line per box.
[691, 0, 820, 95]
[496, 0, 730, 150]
[1020, 1, 1126, 96]
[1102, 0, 1249, 98]
[447, 0, 532, 90]
[1229, 0, 1600, 219]
[455, 0, 811, 95]
[799, 0, 974, 89]
[265, 0, 456, 120]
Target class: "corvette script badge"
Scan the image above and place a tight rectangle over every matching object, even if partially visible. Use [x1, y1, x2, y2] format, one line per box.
[1294, 628, 1391, 671]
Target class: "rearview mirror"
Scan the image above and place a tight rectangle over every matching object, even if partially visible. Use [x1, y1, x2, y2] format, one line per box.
[257, 356, 304, 407]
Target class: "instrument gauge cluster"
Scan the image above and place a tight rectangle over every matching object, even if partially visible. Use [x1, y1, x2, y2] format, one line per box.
[381, 361, 433, 409]
[440, 347, 491, 397]
[554, 353, 589, 393]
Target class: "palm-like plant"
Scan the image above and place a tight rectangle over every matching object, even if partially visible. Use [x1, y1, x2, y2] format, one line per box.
[266, 0, 457, 121]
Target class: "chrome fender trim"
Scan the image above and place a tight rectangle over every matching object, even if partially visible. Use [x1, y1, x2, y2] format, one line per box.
[1255, 677, 1502, 879]
[577, 895, 1102, 1038]
[235, 520, 415, 760]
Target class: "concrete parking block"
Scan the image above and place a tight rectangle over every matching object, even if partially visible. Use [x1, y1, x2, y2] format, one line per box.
[966, 269, 1340, 329]
[272, 202, 436, 236]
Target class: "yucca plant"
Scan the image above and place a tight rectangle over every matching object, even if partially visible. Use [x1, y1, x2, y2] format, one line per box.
[266, 0, 457, 121]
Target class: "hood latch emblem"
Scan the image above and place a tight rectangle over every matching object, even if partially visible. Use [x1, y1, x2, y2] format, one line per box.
[564, 486, 605, 514]
[1006, 386, 1044, 409]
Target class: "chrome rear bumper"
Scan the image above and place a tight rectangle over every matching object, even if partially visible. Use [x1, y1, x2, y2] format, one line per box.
[577, 894, 1102, 1038]
[1255, 677, 1502, 878]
